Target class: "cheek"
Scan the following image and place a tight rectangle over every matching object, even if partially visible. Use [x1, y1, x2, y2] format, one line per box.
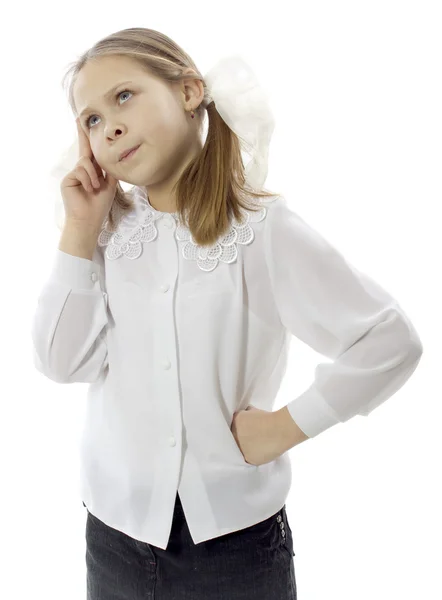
[163, 115, 190, 150]
[91, 143, 109, 167]
[149, 100, 184, 137]
[93, 152, 106, 168]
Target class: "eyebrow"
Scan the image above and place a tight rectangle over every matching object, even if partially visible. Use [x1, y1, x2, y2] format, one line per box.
[78, 80, 135, 119]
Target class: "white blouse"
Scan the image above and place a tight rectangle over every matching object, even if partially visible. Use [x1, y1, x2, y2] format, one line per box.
[31, 185, 423, 550]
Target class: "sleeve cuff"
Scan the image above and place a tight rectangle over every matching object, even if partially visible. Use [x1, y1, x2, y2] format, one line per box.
[50, 249, 103, 290]
[286, 385, 342, 439]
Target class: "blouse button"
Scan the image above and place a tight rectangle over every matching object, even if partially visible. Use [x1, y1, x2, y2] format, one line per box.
[168, 436, 176, 447]
[162, 360, 171, 370]
[90, 272, 98, 282]
[163, 216, 174, 228]
[160, 284, 170, 293]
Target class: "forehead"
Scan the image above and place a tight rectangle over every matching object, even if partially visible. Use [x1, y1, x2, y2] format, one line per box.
[73, 55, 152, 112]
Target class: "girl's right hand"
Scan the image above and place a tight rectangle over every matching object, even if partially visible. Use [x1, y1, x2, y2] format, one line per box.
[60, 118, 119, 229]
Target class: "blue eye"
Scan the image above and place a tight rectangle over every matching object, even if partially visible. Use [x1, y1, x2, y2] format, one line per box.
[85, 90, 133, 129]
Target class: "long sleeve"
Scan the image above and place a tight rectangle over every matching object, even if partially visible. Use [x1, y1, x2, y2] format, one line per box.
[263, 197, 423, 439]
[31, 248, 109, 384]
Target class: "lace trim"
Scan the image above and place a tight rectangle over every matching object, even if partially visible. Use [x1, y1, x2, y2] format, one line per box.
[97, 188, 272, 272]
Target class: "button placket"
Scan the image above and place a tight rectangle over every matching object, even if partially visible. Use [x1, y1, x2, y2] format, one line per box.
[156, 229, 176, 447]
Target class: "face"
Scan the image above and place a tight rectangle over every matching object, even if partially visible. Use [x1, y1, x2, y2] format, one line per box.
[73, 55, 204, 189]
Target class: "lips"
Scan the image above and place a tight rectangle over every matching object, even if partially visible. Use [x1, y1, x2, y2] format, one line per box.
[119, 144, 141, 161]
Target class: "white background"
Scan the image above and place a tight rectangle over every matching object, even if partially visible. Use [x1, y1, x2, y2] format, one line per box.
[2, 1, 439, 598]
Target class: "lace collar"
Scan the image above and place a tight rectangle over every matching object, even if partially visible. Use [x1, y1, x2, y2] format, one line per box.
[97, 187, 271, 272]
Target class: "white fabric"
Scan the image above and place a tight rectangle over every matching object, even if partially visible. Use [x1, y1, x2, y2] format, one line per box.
[31, 185, 423, 550]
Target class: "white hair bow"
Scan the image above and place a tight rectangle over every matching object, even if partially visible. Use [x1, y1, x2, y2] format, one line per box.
[203, 54, 275, 190]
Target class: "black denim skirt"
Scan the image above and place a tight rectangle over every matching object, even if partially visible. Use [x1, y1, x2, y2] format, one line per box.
[84, 492, 297, 599]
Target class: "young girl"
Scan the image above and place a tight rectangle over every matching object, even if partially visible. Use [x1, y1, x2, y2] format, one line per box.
[31, 27, 423, 600]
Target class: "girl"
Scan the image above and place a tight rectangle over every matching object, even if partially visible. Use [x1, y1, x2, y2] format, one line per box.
[32, 27, 423, 600]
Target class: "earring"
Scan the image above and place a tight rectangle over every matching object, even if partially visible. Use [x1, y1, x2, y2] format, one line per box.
[190, 109, 195, 119]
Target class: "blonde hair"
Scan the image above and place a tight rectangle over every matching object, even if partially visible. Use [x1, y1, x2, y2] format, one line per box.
[62, 27, 281, 247]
